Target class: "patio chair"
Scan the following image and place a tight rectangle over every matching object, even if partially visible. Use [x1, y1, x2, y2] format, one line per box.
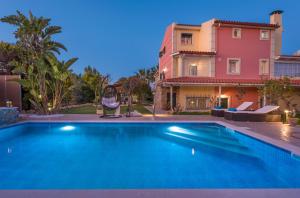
[211, 102, 253, 117]
[224, 105, 280, 122]
[101, 85, 121, 118]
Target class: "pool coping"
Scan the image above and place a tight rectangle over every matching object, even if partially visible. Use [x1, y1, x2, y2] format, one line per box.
[1, 120, 300, 198]
[0, 189, 300, 198]
[2, 119, 300, 156]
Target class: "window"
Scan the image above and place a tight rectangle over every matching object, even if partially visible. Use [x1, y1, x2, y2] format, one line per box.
[181, 33, 192, 45]
[227, 58, 241, 75]
[232, 28, 241, 39]
[274, 62, 300, 78]
[186, 97, 210, 110]
[259, 59, 269, 75]
[189, 64, 197, 76]
[260, 30, 269, 40]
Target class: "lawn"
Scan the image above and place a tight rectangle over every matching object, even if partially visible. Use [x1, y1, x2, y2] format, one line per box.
[61, 104, 151, 115]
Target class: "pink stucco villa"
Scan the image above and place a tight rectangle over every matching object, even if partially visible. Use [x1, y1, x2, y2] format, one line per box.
[155, 10, 300, 112]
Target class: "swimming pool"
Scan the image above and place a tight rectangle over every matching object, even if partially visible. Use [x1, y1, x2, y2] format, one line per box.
[0, 122, 300, 189]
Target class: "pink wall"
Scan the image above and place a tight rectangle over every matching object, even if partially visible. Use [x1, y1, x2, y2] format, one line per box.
[159, 24, 173, 79]
[215, 27, 271, 79]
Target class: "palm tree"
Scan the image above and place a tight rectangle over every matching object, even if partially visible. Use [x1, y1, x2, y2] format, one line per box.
[1, 11, 68, 114]
[82, 66, 109, 105]
[47, 55, 78, 112]
[1, 11, 66, 61]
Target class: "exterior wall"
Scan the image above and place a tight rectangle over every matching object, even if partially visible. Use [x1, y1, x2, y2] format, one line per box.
[180, 56, 213, 77]
[217, 87, 260, 109]
[215, 26, 272, 79]
[174, 28, 201, 52]
[0, 75, 22, 110]
[159, 24, 173, 79]
[198, 19, 215, 52]
[177, 86, 215, 111]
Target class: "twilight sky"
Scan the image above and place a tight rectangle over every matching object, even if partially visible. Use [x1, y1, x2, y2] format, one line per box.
[0, 0, 299, 81]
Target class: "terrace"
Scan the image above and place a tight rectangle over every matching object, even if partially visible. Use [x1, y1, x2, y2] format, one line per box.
[1, 4, 300, 198]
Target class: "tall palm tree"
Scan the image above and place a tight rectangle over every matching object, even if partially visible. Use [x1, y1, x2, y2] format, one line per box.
[1, 11, 68, 114]
[1, 11, 66, 60]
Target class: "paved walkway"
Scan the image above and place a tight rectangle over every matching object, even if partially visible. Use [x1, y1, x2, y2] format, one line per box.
[19, 114, 300, 148]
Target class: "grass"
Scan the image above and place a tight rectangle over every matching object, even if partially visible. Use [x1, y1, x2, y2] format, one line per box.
[61, 105, 96, 114]
[174, 111, 210, 115]
[61, 104, 151, 115]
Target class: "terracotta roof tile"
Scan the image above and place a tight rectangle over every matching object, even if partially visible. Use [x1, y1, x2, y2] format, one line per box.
[214, 20, 279, 28]
[163, 77, 300, 85]
[176, 51, 216, 56]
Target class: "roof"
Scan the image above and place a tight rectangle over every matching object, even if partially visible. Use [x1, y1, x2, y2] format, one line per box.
[162, 77, 300, 86]
[276, 55, 300, 62]
[173, 51, 216, 56]
[176, 23, 201, 27]
[214, 20, 279, 29]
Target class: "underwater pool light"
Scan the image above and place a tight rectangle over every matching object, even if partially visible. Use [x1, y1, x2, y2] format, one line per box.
[168, 126, 188, 133]
[60, 125, 75, 131]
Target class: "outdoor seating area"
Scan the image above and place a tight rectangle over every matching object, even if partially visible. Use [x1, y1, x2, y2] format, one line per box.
[211, 102, 253, 117]
[1, 3, 300, 198]
[224, 105, 281, 122]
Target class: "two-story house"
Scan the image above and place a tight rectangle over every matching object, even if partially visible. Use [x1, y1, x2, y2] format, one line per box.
[155, 10, 300, 112]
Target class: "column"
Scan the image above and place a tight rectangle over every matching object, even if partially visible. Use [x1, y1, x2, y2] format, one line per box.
[178, 56, 183, 77]
[218, 85, 222, 107]
[170, 86, 173, 112]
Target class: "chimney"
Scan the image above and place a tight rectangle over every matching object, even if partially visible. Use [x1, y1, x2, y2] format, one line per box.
[270, 10, 283, 56]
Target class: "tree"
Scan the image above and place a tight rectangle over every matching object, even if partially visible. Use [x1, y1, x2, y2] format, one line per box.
[134, 65, 158, 103]
[1, 11, 68, 114]
[47, 55, 78, 112]
[258, 77, 296, 110]
[122, 76, 140, 117]
[0, 42, 19, 73]
[82, 66, 109, 105]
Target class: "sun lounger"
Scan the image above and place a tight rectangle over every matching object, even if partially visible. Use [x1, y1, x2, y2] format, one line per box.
[211, 102, 253, 117]
[224, 105, 280, 122]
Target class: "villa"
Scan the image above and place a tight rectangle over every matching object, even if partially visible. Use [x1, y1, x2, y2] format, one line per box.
[155, 10, 300, 112]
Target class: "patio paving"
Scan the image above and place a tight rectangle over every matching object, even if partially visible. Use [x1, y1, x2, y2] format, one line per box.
[19, 113, 300, 148]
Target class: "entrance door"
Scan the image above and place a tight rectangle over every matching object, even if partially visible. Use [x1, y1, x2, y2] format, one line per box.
[219, 97, 229, 108]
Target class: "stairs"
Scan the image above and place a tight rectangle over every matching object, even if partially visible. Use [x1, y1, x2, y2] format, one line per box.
[165, 126, 257, 158]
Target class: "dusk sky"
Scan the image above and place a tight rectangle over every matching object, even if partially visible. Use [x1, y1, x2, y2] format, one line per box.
[0, 0, 299, 81]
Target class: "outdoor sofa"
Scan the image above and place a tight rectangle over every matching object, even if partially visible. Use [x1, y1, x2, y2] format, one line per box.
[224, 105, 280, 122]
[211, 102, 253, 117]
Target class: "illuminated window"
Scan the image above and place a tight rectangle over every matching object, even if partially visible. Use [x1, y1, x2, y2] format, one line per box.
[227, 58, 241, 75]
[260, 30, 269, 40]
[232, 28, 241, 39]
[259, 59, 269, 75]
[186, 97, 210, 110]
[181, 33, 192, 45]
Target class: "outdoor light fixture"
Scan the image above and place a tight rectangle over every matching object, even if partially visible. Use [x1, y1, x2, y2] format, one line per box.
[192, 148, 195, 156]
[60, 125, 75, 131]
[168, 126, 187, 133]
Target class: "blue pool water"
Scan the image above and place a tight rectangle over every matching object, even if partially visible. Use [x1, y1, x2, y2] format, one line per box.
[0, 122, 300, 189]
